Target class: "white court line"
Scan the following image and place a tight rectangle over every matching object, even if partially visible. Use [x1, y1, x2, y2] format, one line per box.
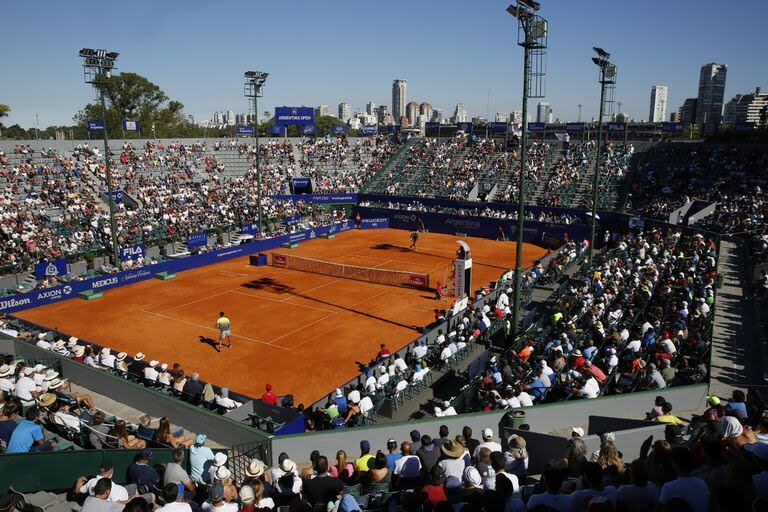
[270, 288, 392, 348]
[140, 309, 285, 349]
[230, 290, 338, 313]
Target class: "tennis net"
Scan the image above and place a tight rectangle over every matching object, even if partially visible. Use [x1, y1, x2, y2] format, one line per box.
[270, 252, 430, 289]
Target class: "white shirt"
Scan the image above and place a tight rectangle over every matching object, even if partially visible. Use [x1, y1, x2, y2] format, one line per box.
[437, 458, 466, 480]
[158, 503, 193, 512]
[626, 339, 642, 353]
[413, 345, 428, 359]
[53, 411, 81, 431]
[518, 392, 534, 407]
[101, 355, 116, 368]
[36, 340, 52, 350]
[201, 502, 238, 512]
[0, 377, 15, 393]
[14, 375, 37, 401]
[80, 478, 130, 502]
[144, 366, 159, 381]
[579, 377, 600, 399]
[473, 441, 502, 458]
[347, 390, 361, 404]
[215, 396, 241, 409]
[440, 347, 452, 361]
[393, 358, 407, 372]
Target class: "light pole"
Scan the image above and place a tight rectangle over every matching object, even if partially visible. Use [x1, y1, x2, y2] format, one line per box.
[588, 47, 617, 267]
[507, 0, 548, 337]
[79, 48, 122, 270]
[244, 70, 269, 235]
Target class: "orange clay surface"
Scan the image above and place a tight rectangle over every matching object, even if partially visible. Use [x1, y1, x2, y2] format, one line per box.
[17, 229, 547, 405]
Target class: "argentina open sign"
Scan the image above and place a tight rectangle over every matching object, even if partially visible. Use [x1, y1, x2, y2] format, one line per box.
[274, 107, 314, 126]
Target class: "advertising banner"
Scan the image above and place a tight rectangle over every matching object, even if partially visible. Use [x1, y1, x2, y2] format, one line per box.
[120, 245, 145, 261]
[662, 122, 683, 134]
[566, 122, 585, 132]
[300, 124, 317, 135]
[87, 120, 105, 132]
[236, 125, 254, 135]
[123, 120, 140, 132]
[361, 125, 378, 136]
[269, 194, 357, 204]
[186, 232, 208, 247]
[527, 122, 545, 132]
[360, 218, 389, 229]
[456, 122, 473, 133]
[331, 124, 348, 135]
[33, 259, 68, 280]
[387, 125, 401, 133]
[275, 107, 314, 126]
[490, 122, 508, 133]
[102, 190, 124, 204]
[241, 223, 260, 235]
[268, 125, 286, 136]
[606, 122, 626, 132]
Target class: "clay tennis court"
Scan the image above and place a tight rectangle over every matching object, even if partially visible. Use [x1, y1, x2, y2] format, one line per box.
[16, 229, 547, 405]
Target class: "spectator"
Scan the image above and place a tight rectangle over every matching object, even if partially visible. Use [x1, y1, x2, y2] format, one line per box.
[659, 447, 709, 512]
[164, 448, 197, 497]
[6, 406, 55, 453]
[81, 478, 125, 512]
[127, 449, 160, 491]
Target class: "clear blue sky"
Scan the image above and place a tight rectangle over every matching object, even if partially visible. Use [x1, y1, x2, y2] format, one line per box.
[2, 0, 765, 128]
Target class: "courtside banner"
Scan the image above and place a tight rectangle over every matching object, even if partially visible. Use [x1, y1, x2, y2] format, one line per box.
[275, 107, 314, 126]
[34, 259, 68, 280]
[0, 221, 354, 314]
[272, 253, 287, 268]
[241, 223, 260, 235]
[566, 122, 585, 132]
[606, 122, 626, 133]
[360, 218, 389, 229]
[269, 194, 357, 204]
[120, 244, 145, 261]
[186, 232, 208, 247]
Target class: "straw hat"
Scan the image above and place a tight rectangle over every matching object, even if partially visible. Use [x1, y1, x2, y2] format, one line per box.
[73, 346, 85, 357]
[280, 458, 297, 473]
[245, 459, 265, 478]
[48, 378, 66, 390]
[134, 352, 146, 361]
[0, 365, 13, 378]
[44, 369, 59, 381]
[38, 393, 57, 408]
[101, 347, 111, 356]
[116, 352, 127, 362]
[149, 360, 159, 367]
[441, 440, 464, 458]
[68, 336, 78, 343]
[215, 466, 232, 481]
[66, 340, 78, 349]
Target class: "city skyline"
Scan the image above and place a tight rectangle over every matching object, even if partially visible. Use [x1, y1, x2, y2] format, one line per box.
[1, 0, 766, 129]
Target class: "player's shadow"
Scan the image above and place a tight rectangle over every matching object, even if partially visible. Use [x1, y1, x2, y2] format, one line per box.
[199, 336, 219, 351]
[242, 277, 295, 294]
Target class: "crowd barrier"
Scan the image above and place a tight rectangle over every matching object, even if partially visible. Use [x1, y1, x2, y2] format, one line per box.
[268, 194, 358, 204]
[0, 221, 354, 314]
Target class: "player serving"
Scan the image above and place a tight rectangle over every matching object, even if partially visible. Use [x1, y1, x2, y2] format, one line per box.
[215, 311, 232, 352]
[409, 230, 419, 251]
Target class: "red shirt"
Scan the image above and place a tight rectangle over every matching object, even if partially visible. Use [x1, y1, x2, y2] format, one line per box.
[262, 391, 277, 405]
[586, 364, 607, 384]
[420, 484, 447, 506]
[378, 348, 391, 358]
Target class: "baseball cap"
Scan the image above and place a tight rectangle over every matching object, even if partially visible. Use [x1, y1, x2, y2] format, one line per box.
[360, 440, 370, 451]
[571, 427, 585, 437]
[239, 485, 255, 504]
[195, 433, 207, 445]
[706, 395, 721, 406]
[209, 483, 224, 501]
[482, 428, 493, 439]
[214, 452, 228, 466]
[139, 449, 153, 460]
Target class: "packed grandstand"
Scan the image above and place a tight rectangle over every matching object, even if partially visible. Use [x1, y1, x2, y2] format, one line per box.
[1, 127, 767, 512]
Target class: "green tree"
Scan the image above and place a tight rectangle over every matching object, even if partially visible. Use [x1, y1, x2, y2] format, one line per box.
[0, 104, 9, 119]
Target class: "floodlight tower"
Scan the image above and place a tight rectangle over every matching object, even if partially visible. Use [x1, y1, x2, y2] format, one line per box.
[244, 71, 269, 235]
[588, 47, 617, 266]
[506, 0, 548, 338]
[79, 48, 122, 270]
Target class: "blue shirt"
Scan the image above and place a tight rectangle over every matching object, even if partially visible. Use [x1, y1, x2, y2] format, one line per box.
[333, 396, 348, 415]
[189, 445, 215, 482]
[6, 420, 43, 453]
[528, 379, 546, 399]
[385, 452, 403, 470]
[127, 462, 160, 487]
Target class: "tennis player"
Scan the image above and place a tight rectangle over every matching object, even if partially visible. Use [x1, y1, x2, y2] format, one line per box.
[409, 230, 419, 251]
[215, 312, 232, 351]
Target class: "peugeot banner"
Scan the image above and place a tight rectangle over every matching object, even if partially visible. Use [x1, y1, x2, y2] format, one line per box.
[275, 107, 314, 126]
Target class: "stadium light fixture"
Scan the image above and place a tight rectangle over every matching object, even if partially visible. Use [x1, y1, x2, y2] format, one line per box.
[79, 47, 122, 270]
[587, 47, 618, 267]
[506, 0, 548, 339]
[244, 70, 269, 235]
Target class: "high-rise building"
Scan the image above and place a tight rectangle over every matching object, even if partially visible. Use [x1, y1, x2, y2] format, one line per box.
[723, 87, 768, 126]
[494, 113, 508, 123]
[649, 85, 668, 123]
[670, 112, 681, 123]
[226, 110, 235, 126]
[338, 102, 352, 123]
[392, 79, 407, 120]
[315, 105, 330, 118]
[431, 108, 443, 124]
[536, 102, 552, 124]
[405, 101, 420, 126]
[511, 111, 523, 124]
[679, 98, 698, 125]
[451, 103, 468, 123]
[213, 111, 223, 125]
[696, 63, 727, 125]
[377, 105, 389, 125]
[365, 102, 377, 116]
[419, 102, 433, 122]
